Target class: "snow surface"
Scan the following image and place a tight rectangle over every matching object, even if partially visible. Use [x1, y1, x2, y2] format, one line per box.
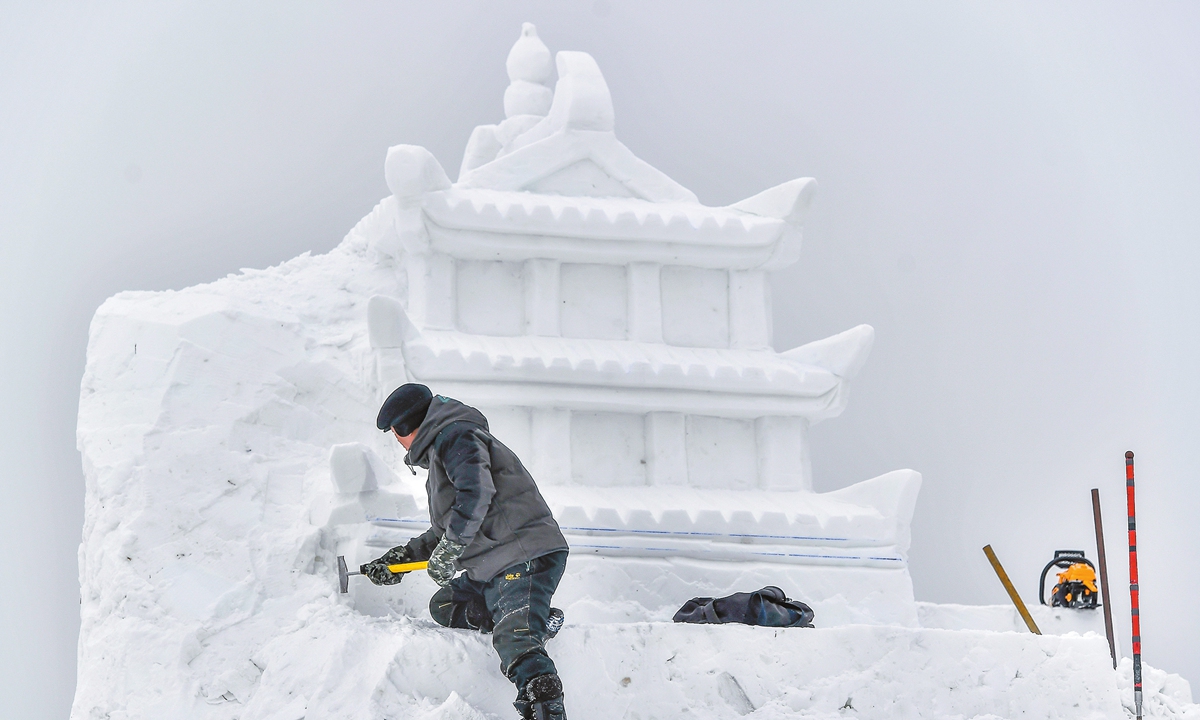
[74, 199, 1200, 720]
[74, 23, 1200, 720]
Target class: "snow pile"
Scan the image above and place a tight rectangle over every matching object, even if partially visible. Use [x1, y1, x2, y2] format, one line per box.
[1117, 659, 1200, 720]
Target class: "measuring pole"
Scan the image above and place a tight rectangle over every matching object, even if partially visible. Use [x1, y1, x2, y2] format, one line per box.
[1126, 451, 1142, 720]
[1091, 488, 1117, 668]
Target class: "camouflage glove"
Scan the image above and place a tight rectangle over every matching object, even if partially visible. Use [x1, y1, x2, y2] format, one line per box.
[427, 536, 466, 587]
[360, 545, 413, 586]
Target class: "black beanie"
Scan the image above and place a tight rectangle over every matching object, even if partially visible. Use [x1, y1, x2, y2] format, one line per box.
[377, 383, 433, 435]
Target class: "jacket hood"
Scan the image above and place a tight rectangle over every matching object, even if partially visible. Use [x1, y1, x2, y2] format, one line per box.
[405, 396, 489, 469]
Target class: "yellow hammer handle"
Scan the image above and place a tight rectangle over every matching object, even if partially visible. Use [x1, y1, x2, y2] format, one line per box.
[387, 560, 429, 574]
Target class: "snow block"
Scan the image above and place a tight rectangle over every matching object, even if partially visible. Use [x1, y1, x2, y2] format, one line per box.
[231, 607, 1188, 720]
[366, 294, 417, 349]
[545, 51, 614, 131]
[330, 443, 384, 494]
[385, 144, 451, 203]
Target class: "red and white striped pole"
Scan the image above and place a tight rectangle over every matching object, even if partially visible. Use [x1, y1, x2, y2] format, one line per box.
[1126, 450, 1142, 720]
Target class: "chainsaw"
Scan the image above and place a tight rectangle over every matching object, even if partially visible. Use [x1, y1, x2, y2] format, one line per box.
[1038, 549, 1099, 609]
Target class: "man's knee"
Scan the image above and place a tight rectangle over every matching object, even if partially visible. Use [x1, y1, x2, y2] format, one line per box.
[429, 586, 456, 627]
[430, 585, 493, 631]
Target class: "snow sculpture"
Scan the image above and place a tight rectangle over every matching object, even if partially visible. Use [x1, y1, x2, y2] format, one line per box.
[74, 24, 1196, 720]
[358, 25, 921, 624]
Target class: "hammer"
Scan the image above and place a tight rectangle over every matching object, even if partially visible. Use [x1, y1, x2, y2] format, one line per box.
[337, 555, 428, 593]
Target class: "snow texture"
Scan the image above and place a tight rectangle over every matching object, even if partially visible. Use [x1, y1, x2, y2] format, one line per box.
[74, 23, 1198, 720]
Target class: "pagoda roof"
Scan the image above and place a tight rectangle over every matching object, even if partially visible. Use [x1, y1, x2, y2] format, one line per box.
[402, 329, 839, 397]
[368, 293, 873, 420]
[384, 47, 816, 270]
[420, 187, 802, 269]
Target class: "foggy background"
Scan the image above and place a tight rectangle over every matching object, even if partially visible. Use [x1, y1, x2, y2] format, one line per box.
[2, 2, 1198, 717]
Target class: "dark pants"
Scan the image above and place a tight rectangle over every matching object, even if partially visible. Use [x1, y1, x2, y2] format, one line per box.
[429, 550, 568, 694]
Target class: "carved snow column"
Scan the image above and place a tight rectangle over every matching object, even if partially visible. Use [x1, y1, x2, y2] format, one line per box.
[756, 416, 813, 491]
[385, 145, 454, 331]
[524, 257, 569, 484]
[645, 412, 686, 486]
[367, 295, 413, 402]
[729, 270, 771, 350]
[530, 408, 571, 485]
[630, 264, 687, 485]
[526, 257, 570, 483]
[627, 262, 663, 343]
[525, 259, 560, 336]
[732, 178, 820, 489]
[407, 255, 455, 330]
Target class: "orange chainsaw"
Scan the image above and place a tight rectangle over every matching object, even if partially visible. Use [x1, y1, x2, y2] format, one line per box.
[1038, 550, 1099, 609]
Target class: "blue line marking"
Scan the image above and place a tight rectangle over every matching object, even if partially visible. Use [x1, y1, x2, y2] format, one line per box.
[367, 518, 897, 560]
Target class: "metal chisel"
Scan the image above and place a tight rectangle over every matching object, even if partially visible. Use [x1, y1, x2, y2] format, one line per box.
[337, 555, 428, 593]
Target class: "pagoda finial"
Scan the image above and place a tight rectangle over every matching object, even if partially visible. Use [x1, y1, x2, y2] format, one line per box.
[504, 23, 554, 118]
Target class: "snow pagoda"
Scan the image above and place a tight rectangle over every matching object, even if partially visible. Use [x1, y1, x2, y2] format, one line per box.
[356, 24, 921, 625]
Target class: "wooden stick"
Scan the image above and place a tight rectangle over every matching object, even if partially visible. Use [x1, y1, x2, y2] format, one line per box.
[983, 544, 1041, 635]
[1092, 488, 1117, 668]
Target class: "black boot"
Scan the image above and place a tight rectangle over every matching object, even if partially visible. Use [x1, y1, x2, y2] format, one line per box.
[514, 699, 532, 720]
[546, 608, 564, 638]
[522, 674, 566, 720]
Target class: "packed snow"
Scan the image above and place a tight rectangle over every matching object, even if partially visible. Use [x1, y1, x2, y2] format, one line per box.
[74, 22, 1198, 720]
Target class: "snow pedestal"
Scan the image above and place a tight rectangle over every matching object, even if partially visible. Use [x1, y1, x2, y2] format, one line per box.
[73, 22, 1198, 720]
[238, 611, 1134, 720]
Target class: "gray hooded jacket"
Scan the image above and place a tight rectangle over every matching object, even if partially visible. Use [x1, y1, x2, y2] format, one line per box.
[402, 396, 568, 582]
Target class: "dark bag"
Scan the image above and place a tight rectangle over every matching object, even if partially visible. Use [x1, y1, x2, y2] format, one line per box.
[672, 586, 815, 628]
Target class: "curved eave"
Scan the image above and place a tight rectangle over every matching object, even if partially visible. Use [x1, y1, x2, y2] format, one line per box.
[404, 332, 837, 394]
[421, 189, 794, 269]
[413, 380, 844, 420]
[398, 331, 849, 419]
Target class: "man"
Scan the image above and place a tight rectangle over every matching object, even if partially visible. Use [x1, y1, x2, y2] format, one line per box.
[362, 383, 570, 720]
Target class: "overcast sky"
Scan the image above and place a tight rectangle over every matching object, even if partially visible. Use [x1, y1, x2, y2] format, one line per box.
[2, 3, 1198, 718]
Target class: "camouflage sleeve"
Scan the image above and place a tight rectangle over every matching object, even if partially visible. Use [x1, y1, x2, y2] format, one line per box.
[403, 527, 440, 562]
